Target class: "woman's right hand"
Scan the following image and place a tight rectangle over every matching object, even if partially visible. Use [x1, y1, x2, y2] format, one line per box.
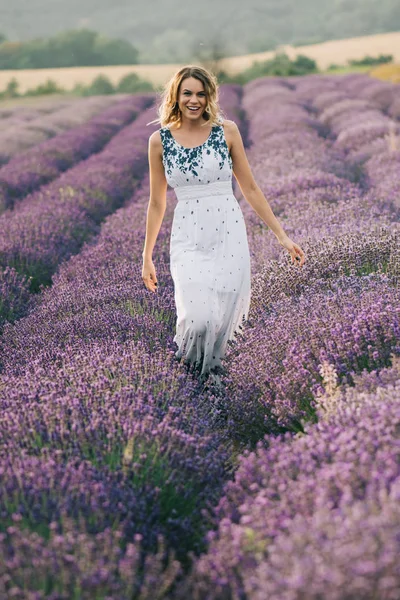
[277, 234, 306, 267]
[142, 258, 158, 293]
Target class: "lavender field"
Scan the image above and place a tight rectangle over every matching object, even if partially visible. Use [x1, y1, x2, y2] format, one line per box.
[0, 73, 399, 599]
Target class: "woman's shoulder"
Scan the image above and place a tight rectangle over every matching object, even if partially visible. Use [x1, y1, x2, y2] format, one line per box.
[148, 128, 165, 151]
[149, 124, 168, 139]
[220, 119, 238, 138]
[220, 118, 237, 129]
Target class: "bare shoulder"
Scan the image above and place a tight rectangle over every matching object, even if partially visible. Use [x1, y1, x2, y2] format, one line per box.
[149, 129, 163, 148]
[148, 129, 164, 165]
[221, 119, 240, 152]
[221, 119, 239, 134]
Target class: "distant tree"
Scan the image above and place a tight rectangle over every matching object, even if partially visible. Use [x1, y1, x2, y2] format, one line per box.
[225, 52, 318, 84]
[116, 72, 153, 93]
[93, 36, 139, 65]
[0, 77, 20, 99]
[0, 42, 24, 69]
[82, 75, 115, 95]
[46, 29, 99, 67]
[0, 33, 7, 44]
[22, 37, 55, 68]
[24, 79, 65, 96]
[0, 29, 140, 69]
[5, 77, 19, 97]
[348, 54, 393, 66]
[292, 54, 318, 74]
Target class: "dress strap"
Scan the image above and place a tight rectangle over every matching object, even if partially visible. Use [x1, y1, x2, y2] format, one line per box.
[159, 126, 170, 153]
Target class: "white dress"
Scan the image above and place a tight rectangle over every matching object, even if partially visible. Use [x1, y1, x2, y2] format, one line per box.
[160, 121, 251, 379]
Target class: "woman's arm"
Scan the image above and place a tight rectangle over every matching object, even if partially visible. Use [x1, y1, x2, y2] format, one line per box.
[225, 120, 286, 239]
[142, 131, 167, 292]
[225, 120, 305, 266]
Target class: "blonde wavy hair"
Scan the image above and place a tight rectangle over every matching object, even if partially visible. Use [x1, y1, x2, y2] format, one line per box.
[147, 64, 226, 129]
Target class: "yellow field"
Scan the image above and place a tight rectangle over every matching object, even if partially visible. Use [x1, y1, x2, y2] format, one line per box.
[1, 30, 400, 93]
[369, 63, 400, 83]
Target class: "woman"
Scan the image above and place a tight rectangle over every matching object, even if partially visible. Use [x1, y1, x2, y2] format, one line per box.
[142, 65, 305, 386]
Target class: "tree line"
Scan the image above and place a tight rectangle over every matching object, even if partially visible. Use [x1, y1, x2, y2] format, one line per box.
[0, 29, 139, 69]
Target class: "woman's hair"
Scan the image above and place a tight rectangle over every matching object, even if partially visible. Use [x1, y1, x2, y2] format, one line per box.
[147, 64, 226, 128]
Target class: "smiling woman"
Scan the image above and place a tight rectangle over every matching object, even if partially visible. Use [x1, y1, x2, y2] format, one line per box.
[142, 64, 305, 387]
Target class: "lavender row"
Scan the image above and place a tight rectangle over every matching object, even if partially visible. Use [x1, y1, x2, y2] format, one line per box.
[0, 95, 130, 166]
[178, 361, 400, 599]
[0, 95, 104, 123]
[0, 94, 152, 212]
[0, 95, 151, 332]
[300, 75, 400, 241]
[0, 97, 78, 131]
[0, 96, 154, 297]
[0, 267, 33, 331]
[217, 83, 250, 195]
[317, 75, 400, 217]
[210, 77, 399, 443]
[0, 181, 228, 594]
[0, 87, 245, 595]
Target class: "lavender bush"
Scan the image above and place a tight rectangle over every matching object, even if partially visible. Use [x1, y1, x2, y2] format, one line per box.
[0, 98, 154, 294]
[0, 95, 129, 165]
[0, 95, 151, 212]
[0, 266, 33, 331]
[178, 373, 400, 599]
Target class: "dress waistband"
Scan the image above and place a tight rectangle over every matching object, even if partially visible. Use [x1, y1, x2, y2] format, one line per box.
[174, 180, 234, 202]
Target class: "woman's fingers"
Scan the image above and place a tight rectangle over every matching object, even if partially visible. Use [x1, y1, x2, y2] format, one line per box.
[142, 265, 158, 293]
[297, 245, 306, 266]
[291, 244, 305, 266]
[143, 277, 157, 292]
[146, 275, 157, 292]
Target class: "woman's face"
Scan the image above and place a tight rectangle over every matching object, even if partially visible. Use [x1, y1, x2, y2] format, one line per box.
[177, 76, 207, 122]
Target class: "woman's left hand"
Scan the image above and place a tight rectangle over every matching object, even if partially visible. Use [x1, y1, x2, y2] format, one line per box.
[277, 234, 306, 267]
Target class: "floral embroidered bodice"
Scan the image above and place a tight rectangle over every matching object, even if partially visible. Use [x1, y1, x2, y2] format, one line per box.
[159, 123, 233, 188]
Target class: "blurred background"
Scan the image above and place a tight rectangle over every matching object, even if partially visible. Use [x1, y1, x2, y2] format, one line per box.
[0, 0, 399, 100]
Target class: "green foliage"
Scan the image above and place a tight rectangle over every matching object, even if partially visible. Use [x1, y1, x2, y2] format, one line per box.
[92, 35, 140, 65]
[24, 79, 65, 96]
[348, 53, 393, 66]
[217, 52, 318, 85]
[116, 72, 154, 93]
[0, 70, 155, 100]
[0, 77, 19, 99]
[0, 28, 139, 69]
[79, 74, 115, 96]
[292, 54, 318, 73]
[0, 76, 64, 100]
[325, 63, 372, 74]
